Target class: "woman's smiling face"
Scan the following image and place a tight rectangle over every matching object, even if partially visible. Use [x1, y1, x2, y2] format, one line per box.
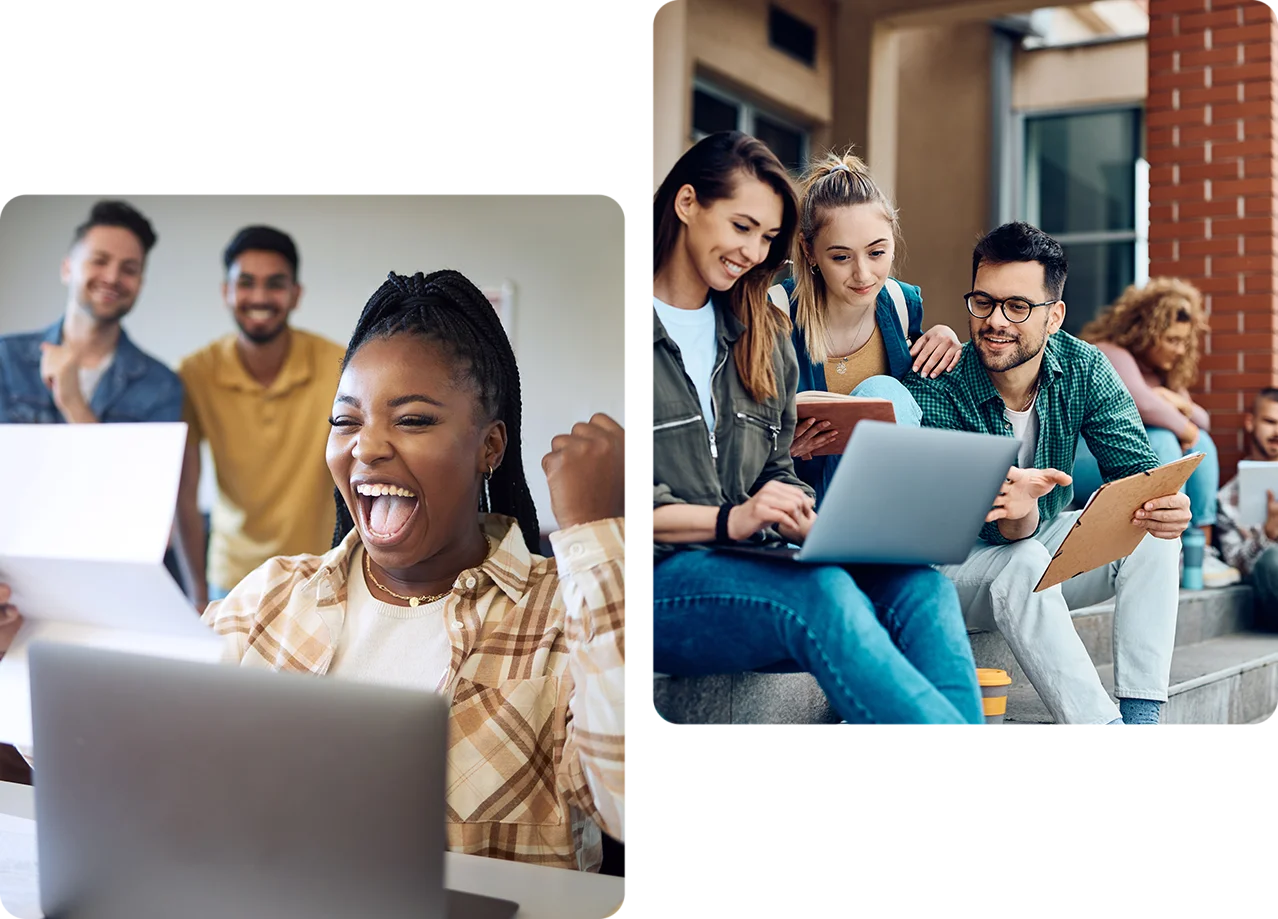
[325, 334, 505, 573]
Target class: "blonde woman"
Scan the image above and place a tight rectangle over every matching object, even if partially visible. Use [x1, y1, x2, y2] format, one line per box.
[781, 153, 963, 504]
[1074, 277, 1236, 587]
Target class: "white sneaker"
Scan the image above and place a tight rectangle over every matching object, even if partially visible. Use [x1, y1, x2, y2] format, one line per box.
[1202, 547, 1241, 588]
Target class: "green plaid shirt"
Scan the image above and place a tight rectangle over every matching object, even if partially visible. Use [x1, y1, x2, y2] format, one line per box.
[904, 330, 1158, 545]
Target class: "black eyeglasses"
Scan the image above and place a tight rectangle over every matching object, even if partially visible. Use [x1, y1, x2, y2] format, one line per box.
[965, 291, 1058, 324]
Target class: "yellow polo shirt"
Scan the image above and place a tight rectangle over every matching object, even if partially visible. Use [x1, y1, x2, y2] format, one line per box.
[178, 328, 348, 590]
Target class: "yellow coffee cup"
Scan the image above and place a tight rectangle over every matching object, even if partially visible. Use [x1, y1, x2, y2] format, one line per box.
[977, 668, 1012, 724]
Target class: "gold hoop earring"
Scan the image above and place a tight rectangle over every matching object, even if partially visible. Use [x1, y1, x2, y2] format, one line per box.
[809, 264, 819, 275]
[485, 464, 494, 481]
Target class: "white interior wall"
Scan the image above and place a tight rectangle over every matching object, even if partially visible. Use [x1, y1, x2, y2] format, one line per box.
[0, 196, 624, 529]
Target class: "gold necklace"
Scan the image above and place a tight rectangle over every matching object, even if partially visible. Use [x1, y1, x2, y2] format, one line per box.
[364, 550, 451, 608]
[830, 304, 876, 375]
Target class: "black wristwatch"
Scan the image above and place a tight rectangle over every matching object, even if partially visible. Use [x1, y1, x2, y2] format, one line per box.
[716, 503, 736, 544]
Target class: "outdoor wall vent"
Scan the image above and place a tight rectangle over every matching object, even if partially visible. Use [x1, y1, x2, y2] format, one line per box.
[768, 6, 816, 67]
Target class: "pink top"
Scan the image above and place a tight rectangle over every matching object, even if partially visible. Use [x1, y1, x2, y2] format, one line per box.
[1094, 341, 1209, 435]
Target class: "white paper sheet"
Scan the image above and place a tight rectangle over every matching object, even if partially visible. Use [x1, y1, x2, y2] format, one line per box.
[0, 424, 186, 564]
[1235, 460, 1278, 528]
[0, 812, 38, 919]
[0, 424, 221, 748]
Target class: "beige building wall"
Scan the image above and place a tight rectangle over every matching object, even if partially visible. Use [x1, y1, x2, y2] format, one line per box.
[1013, 37, 1147, 111]
[893, 21, 994, 336]
[654, 1, 692, 189]
[686, 0, 835, 127]
[653, 0, 838, 183]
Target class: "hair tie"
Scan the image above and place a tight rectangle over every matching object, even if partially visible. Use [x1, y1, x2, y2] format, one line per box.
[828, 163, 852, 174]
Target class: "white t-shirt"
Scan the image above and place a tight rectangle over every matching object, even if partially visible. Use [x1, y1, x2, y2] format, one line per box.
[77, 352, 115, 405]
[326, 544, 453, 693]
[653, 296, 717, 433]
[1004, 397, 1040, 470]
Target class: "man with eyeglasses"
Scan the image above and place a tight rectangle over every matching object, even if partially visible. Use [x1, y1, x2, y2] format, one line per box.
[904, 222, 1190, 725]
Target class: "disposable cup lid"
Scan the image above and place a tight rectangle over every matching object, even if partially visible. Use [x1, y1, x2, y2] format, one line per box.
[976, 668, 1012, 687]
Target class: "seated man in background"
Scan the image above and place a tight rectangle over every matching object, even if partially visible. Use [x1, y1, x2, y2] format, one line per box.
[1217, 389, 1278, 630]
[172, 226, 346, 609]
[0, 200, 181, 425]
[905, 222, 1191, 725]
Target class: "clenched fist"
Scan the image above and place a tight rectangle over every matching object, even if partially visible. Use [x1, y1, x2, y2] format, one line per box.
[543, 414, 624, 529]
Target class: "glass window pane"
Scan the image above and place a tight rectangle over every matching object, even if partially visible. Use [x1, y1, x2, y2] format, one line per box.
[754, 114, 804, 174]
[1059, 241, 1136, 336]
[1024, 109, 1139, 235]
[693, 89, 740, 137]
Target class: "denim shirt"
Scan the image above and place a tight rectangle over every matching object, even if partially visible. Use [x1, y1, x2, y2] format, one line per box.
[0, 319, 183, 424]
[783, 276, 924, 503]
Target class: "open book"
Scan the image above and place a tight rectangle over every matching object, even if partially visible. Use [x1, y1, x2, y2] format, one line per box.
[794, 391, 896, 457]
[0, 424, 223, 748]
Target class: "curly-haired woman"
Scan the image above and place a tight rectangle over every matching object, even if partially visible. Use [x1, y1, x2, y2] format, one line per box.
[1073, 277, 1238, 588]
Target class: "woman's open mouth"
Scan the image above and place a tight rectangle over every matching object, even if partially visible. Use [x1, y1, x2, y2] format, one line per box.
[353, 481, 421, 548]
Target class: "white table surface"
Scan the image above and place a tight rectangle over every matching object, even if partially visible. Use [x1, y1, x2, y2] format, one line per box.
[0, 782, 622, 919]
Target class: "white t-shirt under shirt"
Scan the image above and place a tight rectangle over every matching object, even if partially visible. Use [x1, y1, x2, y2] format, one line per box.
[653, 296, 717, 433]
[77, 352, 115, 405]
[326, 544, 453, 693]
[1004, 397, 1040, 470]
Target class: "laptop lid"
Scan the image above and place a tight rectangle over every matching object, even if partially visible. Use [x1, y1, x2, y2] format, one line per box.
[28, 642, 451, 919]
[798, 420, 1020, 565]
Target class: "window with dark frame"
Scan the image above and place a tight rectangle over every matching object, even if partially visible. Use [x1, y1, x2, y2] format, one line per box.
[1021, 106, 1145, 336]
[691, 81, 810, 176]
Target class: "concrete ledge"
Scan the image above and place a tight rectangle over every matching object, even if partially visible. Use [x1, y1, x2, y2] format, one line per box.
[654, 672, 838, 724]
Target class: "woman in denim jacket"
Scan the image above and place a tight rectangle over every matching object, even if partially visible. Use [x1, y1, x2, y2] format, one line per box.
[652, 131, 982, 724]
[783, 153, 963, 506]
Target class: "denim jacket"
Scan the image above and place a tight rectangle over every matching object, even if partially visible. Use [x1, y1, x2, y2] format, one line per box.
[0, 319, 183, 424]
[783, 276, 924, 503]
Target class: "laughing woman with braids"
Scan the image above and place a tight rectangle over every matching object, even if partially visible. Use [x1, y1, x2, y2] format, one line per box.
[194, 269, 626, 871]
[0, 271, 624, 858]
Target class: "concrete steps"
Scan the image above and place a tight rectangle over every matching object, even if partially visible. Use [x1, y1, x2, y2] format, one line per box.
[1003, 632, 1278, 724]
[654, 585, 1278, 725]
[974, 585, 1278, 724]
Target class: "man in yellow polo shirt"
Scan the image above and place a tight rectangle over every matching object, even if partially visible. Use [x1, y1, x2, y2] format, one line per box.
[173, 226, 347, 609]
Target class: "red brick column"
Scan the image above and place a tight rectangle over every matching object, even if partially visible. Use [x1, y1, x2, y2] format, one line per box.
[1147, 0, 1278, 480]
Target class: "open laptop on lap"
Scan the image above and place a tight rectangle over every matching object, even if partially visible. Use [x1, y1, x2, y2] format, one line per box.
[726, 420, 1021, 566]
[27, 642, 519, 919]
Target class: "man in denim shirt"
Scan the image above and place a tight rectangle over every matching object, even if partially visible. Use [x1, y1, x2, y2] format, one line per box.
[0, 200, 181, 425]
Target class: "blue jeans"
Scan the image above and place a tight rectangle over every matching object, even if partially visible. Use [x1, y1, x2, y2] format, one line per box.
[1072, 426, 1218, 527]
[653, 549, 983, 724]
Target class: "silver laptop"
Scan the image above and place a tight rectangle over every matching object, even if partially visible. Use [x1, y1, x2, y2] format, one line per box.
[730, 420, 1021, 565]
[27, 642, 519, 919]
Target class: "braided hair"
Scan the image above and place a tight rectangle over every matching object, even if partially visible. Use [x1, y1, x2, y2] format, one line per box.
[330, 269, 540, 554]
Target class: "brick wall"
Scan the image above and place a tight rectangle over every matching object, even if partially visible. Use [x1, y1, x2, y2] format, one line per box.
[1147, 0, 1277, 481]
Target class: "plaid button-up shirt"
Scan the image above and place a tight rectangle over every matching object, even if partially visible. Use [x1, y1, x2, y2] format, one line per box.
[201, 514, 624, 872]
[904, 331, 1158, 545]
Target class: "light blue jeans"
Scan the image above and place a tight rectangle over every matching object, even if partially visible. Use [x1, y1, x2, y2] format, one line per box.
[1072, 426, 1218, 527]
[853, 375, 922, 426]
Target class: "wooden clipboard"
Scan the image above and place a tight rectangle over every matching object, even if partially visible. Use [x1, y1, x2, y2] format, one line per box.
[1034, 452, 1205, 592]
